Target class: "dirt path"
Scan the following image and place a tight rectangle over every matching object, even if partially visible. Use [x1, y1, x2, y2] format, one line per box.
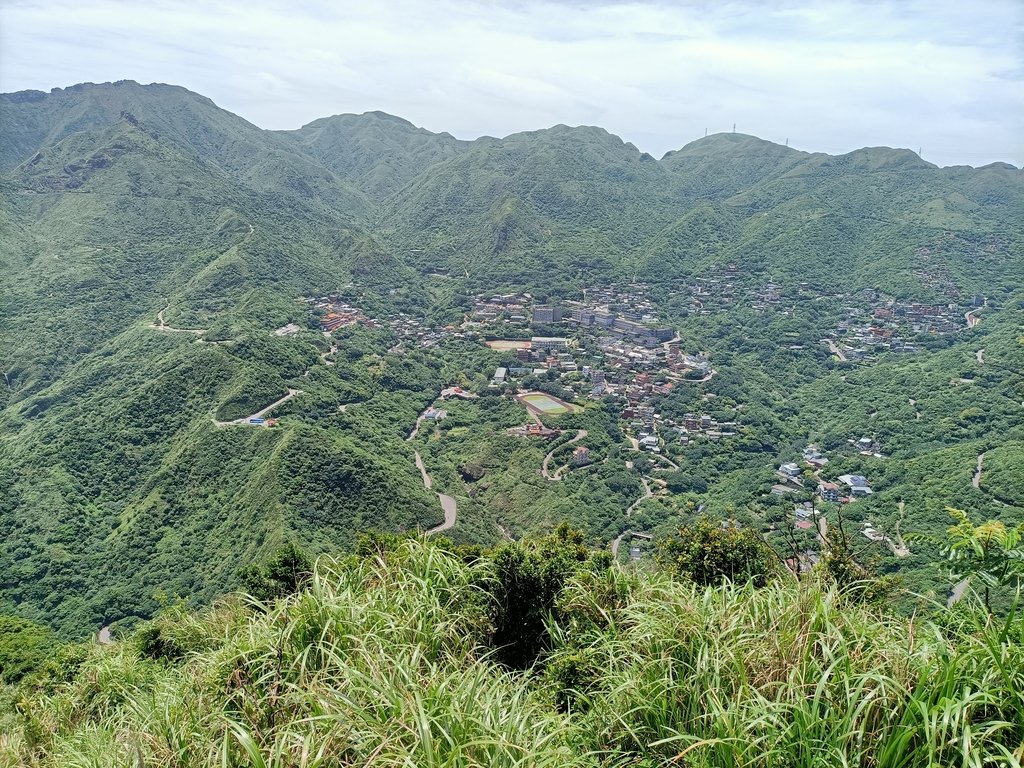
[973, 452, 984, 489]
[212, 388, 301, 427]
[149, 305, 207, 335]
[976, 349, 985, 365]
[890, 501, 911, 557]
[656, 454, 680, 470]
[626, 477, 653, 517]
[542, 429, 588, 480]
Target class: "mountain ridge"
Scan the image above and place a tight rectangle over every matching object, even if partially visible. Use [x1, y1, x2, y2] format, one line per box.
[4, 80, 1017, 171]
[1, 79, 1022, 639]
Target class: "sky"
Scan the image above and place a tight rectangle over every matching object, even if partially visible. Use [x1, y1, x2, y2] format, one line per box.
[2, 0, 1022, 167]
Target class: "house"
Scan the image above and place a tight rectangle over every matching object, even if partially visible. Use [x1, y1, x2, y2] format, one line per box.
[492, 367, 507, 386]
[572, 445, 592, 466]
[424, 407, 447, 421]
[818, 482, 840, 502]
[838, 474, 872, 497]
[779, 462, 802, 478]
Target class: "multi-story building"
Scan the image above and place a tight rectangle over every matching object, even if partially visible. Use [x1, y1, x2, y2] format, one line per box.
[532, 305, 564, 324]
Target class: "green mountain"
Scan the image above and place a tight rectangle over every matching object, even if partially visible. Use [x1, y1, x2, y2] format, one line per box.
[1, 80, 1022, 638]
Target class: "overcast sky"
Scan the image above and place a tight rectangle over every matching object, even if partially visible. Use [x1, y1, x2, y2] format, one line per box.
[2, 0, 1022, 167]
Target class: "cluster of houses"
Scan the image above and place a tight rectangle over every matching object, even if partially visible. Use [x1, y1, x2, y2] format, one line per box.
[774, 445, 876, 504]
[469, 287, 720, 455]
[303, 295, 378, 333]
[826, 289, 983, 361]
[470, 292, 532, 325]
[387, 313, 458, 349]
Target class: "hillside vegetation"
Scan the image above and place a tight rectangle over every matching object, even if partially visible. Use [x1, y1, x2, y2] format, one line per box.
[2, 534, 1023, 767]
[1, 80, 1022, 639]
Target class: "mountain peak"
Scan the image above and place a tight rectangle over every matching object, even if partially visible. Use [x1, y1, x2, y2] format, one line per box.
[663, 132, 800, 161]
[832, 146, 936, 171]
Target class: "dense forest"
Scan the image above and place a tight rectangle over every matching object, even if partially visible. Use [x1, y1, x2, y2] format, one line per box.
[1, 80, 1022, 641]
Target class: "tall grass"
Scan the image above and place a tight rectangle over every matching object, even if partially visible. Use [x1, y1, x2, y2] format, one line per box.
[5, 540, 588, 767]
[3, 541, 1023, 767]
[550, 571, 1024, 767]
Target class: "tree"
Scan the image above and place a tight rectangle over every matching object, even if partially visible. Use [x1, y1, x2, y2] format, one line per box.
[0, 615, 58, 684]
[656, 517, 777, 588]
[238, 542, 314, 603]
[488, 524, 607, 669]
[940, 507, 1024, 613]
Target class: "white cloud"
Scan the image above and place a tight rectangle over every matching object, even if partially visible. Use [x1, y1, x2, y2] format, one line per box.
[0, 0, 1021, 166]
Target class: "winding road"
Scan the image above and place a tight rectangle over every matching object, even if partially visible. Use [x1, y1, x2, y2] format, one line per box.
[976, 349, 985, 366]
[626, 477, 654, 517]
[212, 388, 302, 427]
[965, 309, 981, 329]
[542, 429, 588, 480]
[973, 453, 985, 489]
[611, 529, 654, 558]
[412, 449, 458, 535]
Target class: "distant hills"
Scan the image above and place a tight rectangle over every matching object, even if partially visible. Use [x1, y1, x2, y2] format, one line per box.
[1, 80, 1022, 637]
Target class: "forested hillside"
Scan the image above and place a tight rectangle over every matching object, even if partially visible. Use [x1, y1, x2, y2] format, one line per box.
[1, 80, 1021, 639]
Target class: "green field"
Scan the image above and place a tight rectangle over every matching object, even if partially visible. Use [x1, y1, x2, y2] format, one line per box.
[520, 391, 574, 415]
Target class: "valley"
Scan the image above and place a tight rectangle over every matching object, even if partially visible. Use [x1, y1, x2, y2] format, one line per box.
[0, 81, 1022, 639]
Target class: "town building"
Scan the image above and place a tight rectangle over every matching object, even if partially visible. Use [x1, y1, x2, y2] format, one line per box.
[531, 336, 568, 351]
[532, 305, 564, 324]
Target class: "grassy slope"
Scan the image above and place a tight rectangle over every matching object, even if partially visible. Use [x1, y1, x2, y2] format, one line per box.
[2, 540, 1023, 767]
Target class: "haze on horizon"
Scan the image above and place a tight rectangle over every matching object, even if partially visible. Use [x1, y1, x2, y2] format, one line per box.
[1, 0, 1022, 168]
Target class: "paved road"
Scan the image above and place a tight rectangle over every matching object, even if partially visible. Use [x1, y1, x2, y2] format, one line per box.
[965, 310, 980, 328]
[948, 578, 970, 609]
[976, 349, 985, 365]
[826, 339, 848, 361]
[97, 626, 113, 645]
[212, 388, 302, 427]
[611, 529, 654, 558]
[427, 493, 458, 535]
[973, 453, 984, 489]
[626, 477, 653, 517]
[412, 449, 458, 535]
[542, 429, 588, 480]
[414, 450, 432, 489]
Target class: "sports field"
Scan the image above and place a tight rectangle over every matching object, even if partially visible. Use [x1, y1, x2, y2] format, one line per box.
[517, 391, 577, 416]
[485, 339, 532, 351]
